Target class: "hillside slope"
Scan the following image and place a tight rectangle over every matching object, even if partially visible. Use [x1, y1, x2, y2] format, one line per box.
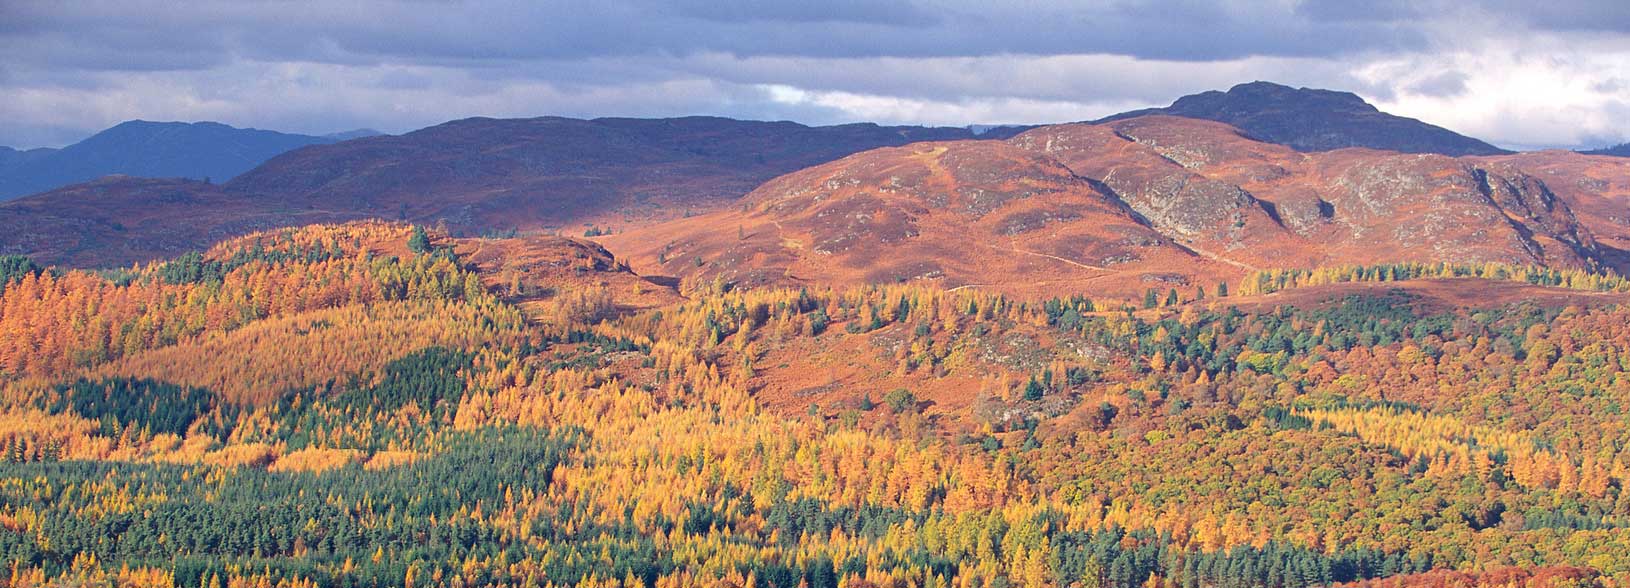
[0, 177, 355, 268]
[222, 116, 983, 231]
[0, 116, 988, 268]
[601, 139, 1234, 299]
[607, 115, 1608, 299]
[1490, 150, 1630, 268]
[1028, 117, 1601, 269]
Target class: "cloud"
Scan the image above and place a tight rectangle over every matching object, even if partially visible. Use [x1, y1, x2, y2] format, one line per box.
[1479, 0, 1630, 33]
[756, 83, 1146, 126]
[0, 0, 1626, 149]
[653, 0, 942, 26]
[1403, 71, 1469, 98]
[1355, 38, 1630, 149]
[0, 0, 1428, 70]
[680, 53, 1352, 105]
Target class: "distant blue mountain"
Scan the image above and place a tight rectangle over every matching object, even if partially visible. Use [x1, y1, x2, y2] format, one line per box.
[0, 146, 55, 177]
[0, 121, 379, 200]
[1583, 143, 1630, 157]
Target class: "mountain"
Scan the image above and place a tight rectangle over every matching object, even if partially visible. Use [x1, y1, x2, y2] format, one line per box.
[1583, 142, 1630, 157]
[0, 116, 990, 267]
[606, 114, 1610, 299]
[1024, 116, 1600, 270]
[1100, 81, 1510, 156]
[0, 146, 56, 178]
[0, 120, 343, 200]
[0, 86, 1608, 275]
[600, 139, 1234, 298]
[0, 145, 54, 166]
[222, 115, 984, 230]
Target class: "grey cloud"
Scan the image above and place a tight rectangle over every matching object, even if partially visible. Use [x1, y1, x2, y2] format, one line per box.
[0, 122, 93, 150]
[1297, 0, 1630, 32]
[1404, 71, 1469, 97]
[1294, 0, 1424, 22]
[4, 0, 1622, 77]
[2, 0, 1432, 72]
[1481, 0, 1630, 33]
[0, 0, 1626, 149]
[651, 0, 942, 26]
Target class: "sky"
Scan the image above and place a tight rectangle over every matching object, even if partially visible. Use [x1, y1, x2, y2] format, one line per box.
[2, 0, 1628, 151]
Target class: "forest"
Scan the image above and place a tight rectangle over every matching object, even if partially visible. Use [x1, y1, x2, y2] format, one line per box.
[0, 222, 1623, 588]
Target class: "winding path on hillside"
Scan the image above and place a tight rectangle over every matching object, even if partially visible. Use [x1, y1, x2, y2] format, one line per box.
[1178, 241, 1259, 272]
[990, 237, 1114, 272]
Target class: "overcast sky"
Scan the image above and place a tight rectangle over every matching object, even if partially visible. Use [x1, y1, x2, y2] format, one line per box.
[2, 0, 1628, 150]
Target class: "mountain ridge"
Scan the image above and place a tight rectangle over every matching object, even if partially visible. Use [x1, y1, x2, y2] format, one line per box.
[0, 115, 1001, 267]
[1098, 81, 1510, 156]
[0, 83, 1608, 275]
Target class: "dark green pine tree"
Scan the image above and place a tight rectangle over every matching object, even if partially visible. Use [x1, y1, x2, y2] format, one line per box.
[1023, 377, 1045, 401]
[407, 225, 432, 254]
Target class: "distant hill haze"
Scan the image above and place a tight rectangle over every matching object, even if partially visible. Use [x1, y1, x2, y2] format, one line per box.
[1098, 81, 1510, 156]
[0, 121, 379, 200]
